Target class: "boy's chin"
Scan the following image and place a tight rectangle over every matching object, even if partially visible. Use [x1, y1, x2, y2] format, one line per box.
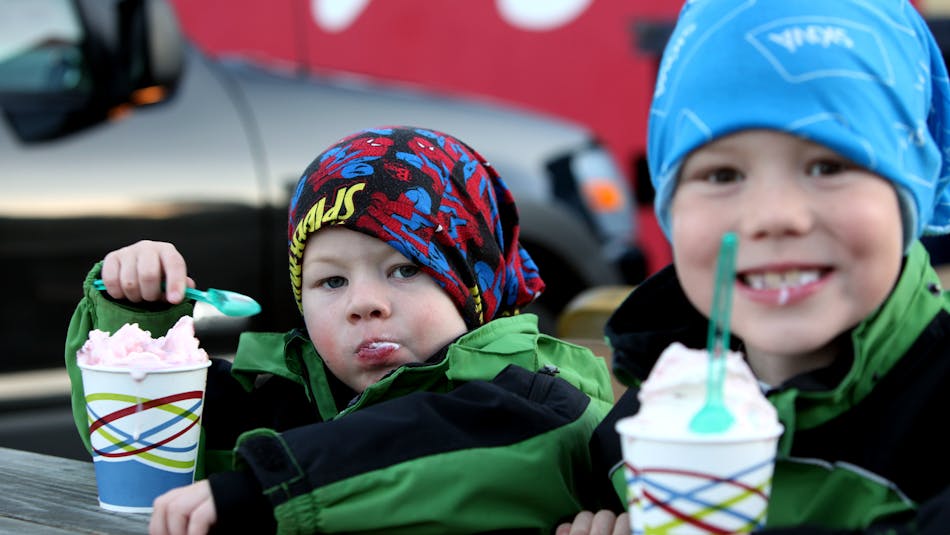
[740, 331, 842, 381]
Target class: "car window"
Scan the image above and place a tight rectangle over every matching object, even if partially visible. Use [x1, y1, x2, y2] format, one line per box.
[0, 0, 86, 93]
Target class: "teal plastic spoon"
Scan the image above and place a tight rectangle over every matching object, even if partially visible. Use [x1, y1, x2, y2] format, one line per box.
[689, 232, 738, 434]
[93, 279, 261, 317]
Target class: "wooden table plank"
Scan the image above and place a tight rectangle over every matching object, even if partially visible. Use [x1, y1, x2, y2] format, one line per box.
[0, 447, 149, 534]
[0, 516, 79, 534]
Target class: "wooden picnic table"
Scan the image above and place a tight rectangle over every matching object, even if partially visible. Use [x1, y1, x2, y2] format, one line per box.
[0, 446, 149, 534]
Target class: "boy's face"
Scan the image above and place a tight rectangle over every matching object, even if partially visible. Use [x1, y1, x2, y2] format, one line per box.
[670, 129, 903, 383]
[300, 227, 467, 392]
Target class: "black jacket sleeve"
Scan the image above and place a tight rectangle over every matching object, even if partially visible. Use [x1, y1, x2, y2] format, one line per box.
[213, 365, 604, 534]
[208, 470, 275, 534]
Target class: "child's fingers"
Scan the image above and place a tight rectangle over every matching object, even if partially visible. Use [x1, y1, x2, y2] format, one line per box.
[149, 481, 213, 535]
[185, 497, 217, 535]
[554, 510, 624, 535]
[589, 510, 620, 535]
[555, 511, 594, 535]
[134, 245, 167, 302]
[99, 240, 187, 303]
[611, 513, 629, 535]
[156, 244, 189, 304]
[100, 244, 144, 301]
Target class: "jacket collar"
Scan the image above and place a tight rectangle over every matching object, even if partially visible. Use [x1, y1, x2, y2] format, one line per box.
[604, 263, 707, 388]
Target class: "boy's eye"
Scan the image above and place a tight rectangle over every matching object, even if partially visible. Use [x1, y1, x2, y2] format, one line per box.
[700, 167, 743, 184]
[392, 264, 420, 279]
[806, 159, 847, 176]
[321, 276, 346, 289]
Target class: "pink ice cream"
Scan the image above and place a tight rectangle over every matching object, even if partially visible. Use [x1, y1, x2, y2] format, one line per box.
[77, 316, 209, 370]
[629, 342, 779, 438]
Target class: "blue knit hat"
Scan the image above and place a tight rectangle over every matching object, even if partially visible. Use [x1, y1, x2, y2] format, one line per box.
[648, 0, 950, 247]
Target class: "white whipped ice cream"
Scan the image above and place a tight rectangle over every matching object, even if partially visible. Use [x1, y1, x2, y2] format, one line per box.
[624, 342, 779, 439]
[77, 316, 209, 372]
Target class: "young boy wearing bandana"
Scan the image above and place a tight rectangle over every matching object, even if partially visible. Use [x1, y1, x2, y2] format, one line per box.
[64, 126, 615, 534]
[558, 1, 950, 533]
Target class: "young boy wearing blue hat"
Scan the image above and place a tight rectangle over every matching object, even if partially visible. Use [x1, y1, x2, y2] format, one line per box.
[64, 126, 615, 534]
[559, 0, 950, 533]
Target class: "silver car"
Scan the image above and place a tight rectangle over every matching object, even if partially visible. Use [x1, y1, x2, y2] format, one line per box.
[0, 0, 642, 457]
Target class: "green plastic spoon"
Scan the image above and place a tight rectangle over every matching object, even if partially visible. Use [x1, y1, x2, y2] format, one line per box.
[93, 279, 261, 317]
[688, 232, 738, 434]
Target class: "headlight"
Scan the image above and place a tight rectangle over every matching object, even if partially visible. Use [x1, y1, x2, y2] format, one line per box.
[569, 145, 637, 263]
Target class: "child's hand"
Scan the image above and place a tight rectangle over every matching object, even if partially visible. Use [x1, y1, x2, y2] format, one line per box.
[555, 510, 629, 535]
[99, 240, 194, 304]
[149, 480, 216, 535]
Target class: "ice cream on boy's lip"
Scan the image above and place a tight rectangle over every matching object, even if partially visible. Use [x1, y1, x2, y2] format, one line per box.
[76, 316, 209, 377]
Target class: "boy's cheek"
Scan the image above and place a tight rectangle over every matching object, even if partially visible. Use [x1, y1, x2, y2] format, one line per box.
[670, 211, 726, 264]
[670, 245, 716, 320]
[669, 205, 733, 319]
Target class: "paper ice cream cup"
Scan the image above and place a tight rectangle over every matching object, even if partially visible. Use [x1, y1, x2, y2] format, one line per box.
[79, 361, 211, 513]
[615, 416, 783, 534]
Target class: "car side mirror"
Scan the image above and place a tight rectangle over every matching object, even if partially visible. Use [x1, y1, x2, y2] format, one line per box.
[0, 0, 186, 142]
[142, 0, 184, 91]
[79, 0, 184, 96]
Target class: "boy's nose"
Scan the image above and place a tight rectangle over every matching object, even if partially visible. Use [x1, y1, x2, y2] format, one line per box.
[346, 282, 392, 321]
[738, 178, 814, 239]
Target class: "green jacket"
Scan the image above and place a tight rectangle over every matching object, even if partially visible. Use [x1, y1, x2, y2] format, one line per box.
[66, 265, 615, 534]
[590, 241, 950, 533]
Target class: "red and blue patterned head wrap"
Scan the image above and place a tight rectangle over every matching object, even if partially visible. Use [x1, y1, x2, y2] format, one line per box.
[287, 126, 545, 329]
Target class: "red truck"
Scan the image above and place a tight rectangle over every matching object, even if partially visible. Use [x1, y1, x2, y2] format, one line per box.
[167, 0, 684, 273]
[169, 0, 943, 273]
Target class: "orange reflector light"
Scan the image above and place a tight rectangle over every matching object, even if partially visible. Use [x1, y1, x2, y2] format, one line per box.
[582, 179, 626, 212]
[107, 103, 132, 121]
[131, 85, 167, 105]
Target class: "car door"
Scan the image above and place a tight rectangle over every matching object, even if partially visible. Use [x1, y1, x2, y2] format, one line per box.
[1, 47, 272, 374]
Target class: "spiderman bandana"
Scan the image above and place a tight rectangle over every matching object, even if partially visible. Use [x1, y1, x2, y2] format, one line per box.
[287, 126, 545, 329]
[649, 0, 950, 248]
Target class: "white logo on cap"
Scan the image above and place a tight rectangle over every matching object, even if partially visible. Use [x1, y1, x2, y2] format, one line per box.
[767, 25, 854, 54]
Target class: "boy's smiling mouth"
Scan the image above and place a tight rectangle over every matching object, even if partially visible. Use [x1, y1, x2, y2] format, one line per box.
[738, 266, 830, 306]
[742, 268, 823, 290]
